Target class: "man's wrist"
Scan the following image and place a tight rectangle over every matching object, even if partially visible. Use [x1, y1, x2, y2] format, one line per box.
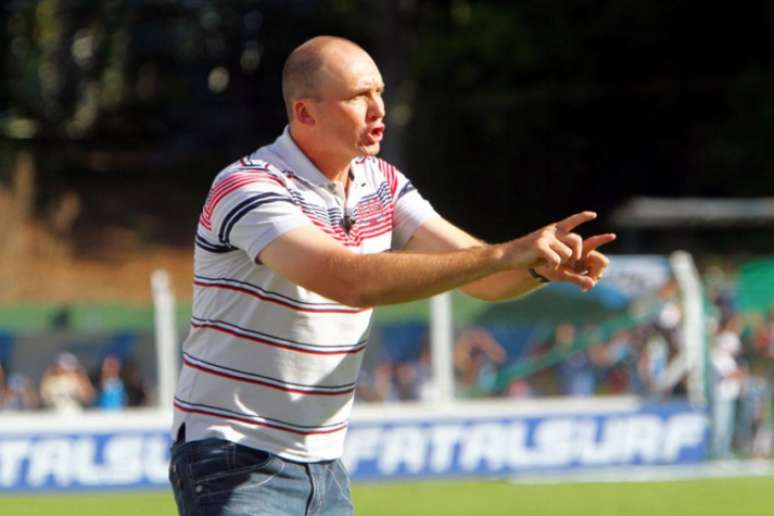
[487, 243, 509, 272]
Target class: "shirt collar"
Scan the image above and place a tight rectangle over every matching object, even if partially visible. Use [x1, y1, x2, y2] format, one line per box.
[272, 126, 360, 187]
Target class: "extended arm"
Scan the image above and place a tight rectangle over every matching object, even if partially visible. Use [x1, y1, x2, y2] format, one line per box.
[258, 211, 611, 307]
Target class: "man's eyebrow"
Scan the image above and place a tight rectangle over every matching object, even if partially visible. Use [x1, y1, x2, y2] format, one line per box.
[358, 83, 385, 92]
[349, 85, 384, 96]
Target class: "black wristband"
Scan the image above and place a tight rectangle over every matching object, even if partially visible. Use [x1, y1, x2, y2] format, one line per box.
[528, 267, 551, 284]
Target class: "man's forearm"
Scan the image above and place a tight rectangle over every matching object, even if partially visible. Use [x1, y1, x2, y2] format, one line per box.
[329, 245, 511, 307]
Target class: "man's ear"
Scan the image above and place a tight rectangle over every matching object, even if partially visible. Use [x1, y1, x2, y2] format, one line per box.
[294, 100, 315, 126]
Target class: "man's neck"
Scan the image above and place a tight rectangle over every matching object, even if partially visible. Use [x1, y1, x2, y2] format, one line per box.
[289, 125, 351, 186]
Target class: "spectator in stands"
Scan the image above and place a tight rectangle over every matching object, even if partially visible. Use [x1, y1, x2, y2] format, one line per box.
[354, 368, 386, 402]
[407, 342, 436, 401]
[121, 358, 149, 407]
[0, 359, 38, 412]
[601, 329, 638, 394]
[384, 341, 437, 402]
[654, 280, 684, 369]
[4, 373, 39, 410]
[39, 352, 95, 412]
[732, 315, 772, 457]
[639, 325, 670, 394]
[521, 338, 561, 397]
[753, 308, 774, 359]
[453, 327, 506, 398]
[556, 323, 595, 396]
[737, 359, 771, 457]
[359, 344, 434, 402]
[96, 354, 127, 411]
[385, 357, 428, 401]
[711, 315, 744, 458]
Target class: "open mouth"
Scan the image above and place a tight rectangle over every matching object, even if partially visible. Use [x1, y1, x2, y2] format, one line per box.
[367, 125, 385, 143]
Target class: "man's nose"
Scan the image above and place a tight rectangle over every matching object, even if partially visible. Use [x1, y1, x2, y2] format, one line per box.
[367, 94, 385, 121]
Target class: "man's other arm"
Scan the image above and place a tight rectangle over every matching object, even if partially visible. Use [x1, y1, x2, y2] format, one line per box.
[258, 211, 608, 307]
[403, 216, 615, 301]
[402, 216, 541, 301]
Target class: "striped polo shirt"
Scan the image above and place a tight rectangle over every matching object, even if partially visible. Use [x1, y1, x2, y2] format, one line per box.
[172, 127, 437, 462]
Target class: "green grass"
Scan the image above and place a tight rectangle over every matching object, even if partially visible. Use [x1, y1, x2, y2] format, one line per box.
[2, 477, 772, 516]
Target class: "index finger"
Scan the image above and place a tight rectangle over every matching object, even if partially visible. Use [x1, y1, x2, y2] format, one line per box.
[555, 211, 597, 232]
[582, 233, 616, 255]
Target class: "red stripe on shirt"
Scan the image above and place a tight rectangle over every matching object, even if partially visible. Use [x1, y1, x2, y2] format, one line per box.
[377, 158, 399, 198]
[200, 172, 287, 229]
[193, 280, 368, 314]
[183, 360, 356, 396]
[173, 403, 348, 436]
[190, 322, 366, 356]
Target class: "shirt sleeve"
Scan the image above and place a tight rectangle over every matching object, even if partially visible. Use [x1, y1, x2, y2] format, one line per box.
[208, 169, 312, 260]
[390, 168, 438, 250]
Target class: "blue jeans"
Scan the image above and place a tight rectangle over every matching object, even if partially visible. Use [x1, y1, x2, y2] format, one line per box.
[169, 438, 354, 516]
[712, 398, 737, 459]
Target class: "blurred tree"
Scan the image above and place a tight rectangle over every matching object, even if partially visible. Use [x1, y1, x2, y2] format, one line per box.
[404, 0, 774, 244]
[1, 1, 336, 249]
[0, 0, 772, 256]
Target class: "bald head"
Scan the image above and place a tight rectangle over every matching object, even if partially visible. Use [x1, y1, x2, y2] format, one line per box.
[281, 36, 370, 121]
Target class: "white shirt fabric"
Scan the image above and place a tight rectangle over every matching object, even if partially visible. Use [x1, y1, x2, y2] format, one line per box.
[172, 127, 437, 462]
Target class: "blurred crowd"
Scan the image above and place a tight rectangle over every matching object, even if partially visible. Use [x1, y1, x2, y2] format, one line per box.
[0, 352, 149, 413]
[2, 262, 772, 458]
[705, 264, 773, 460]
[356, 265, 774, 459]
[355, 281, 686, 403]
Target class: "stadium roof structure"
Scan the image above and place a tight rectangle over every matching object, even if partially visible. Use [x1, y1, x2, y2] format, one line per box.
[610, 197, 774, 228]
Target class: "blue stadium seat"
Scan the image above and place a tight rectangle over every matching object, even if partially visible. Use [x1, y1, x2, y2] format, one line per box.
[62, 331, 138, 368]
[99, 331, 138, 362]
[378, 321, 427, 363]
[0, 331, 14, 365]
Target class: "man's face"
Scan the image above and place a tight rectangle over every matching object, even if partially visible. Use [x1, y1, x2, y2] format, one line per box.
[307, 48, 386, 160]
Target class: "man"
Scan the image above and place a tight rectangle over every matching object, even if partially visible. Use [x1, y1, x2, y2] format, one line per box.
[711, 315, 743, 458]
[169, 35, 614, 515]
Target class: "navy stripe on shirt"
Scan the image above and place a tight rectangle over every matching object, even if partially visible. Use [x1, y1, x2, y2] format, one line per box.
[219, 192, 295, 245]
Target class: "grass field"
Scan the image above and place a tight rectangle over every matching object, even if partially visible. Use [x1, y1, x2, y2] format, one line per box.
[3, 477, 772, 516]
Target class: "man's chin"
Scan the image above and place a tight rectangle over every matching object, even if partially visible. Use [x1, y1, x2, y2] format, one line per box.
[358, 142, 381, 156]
